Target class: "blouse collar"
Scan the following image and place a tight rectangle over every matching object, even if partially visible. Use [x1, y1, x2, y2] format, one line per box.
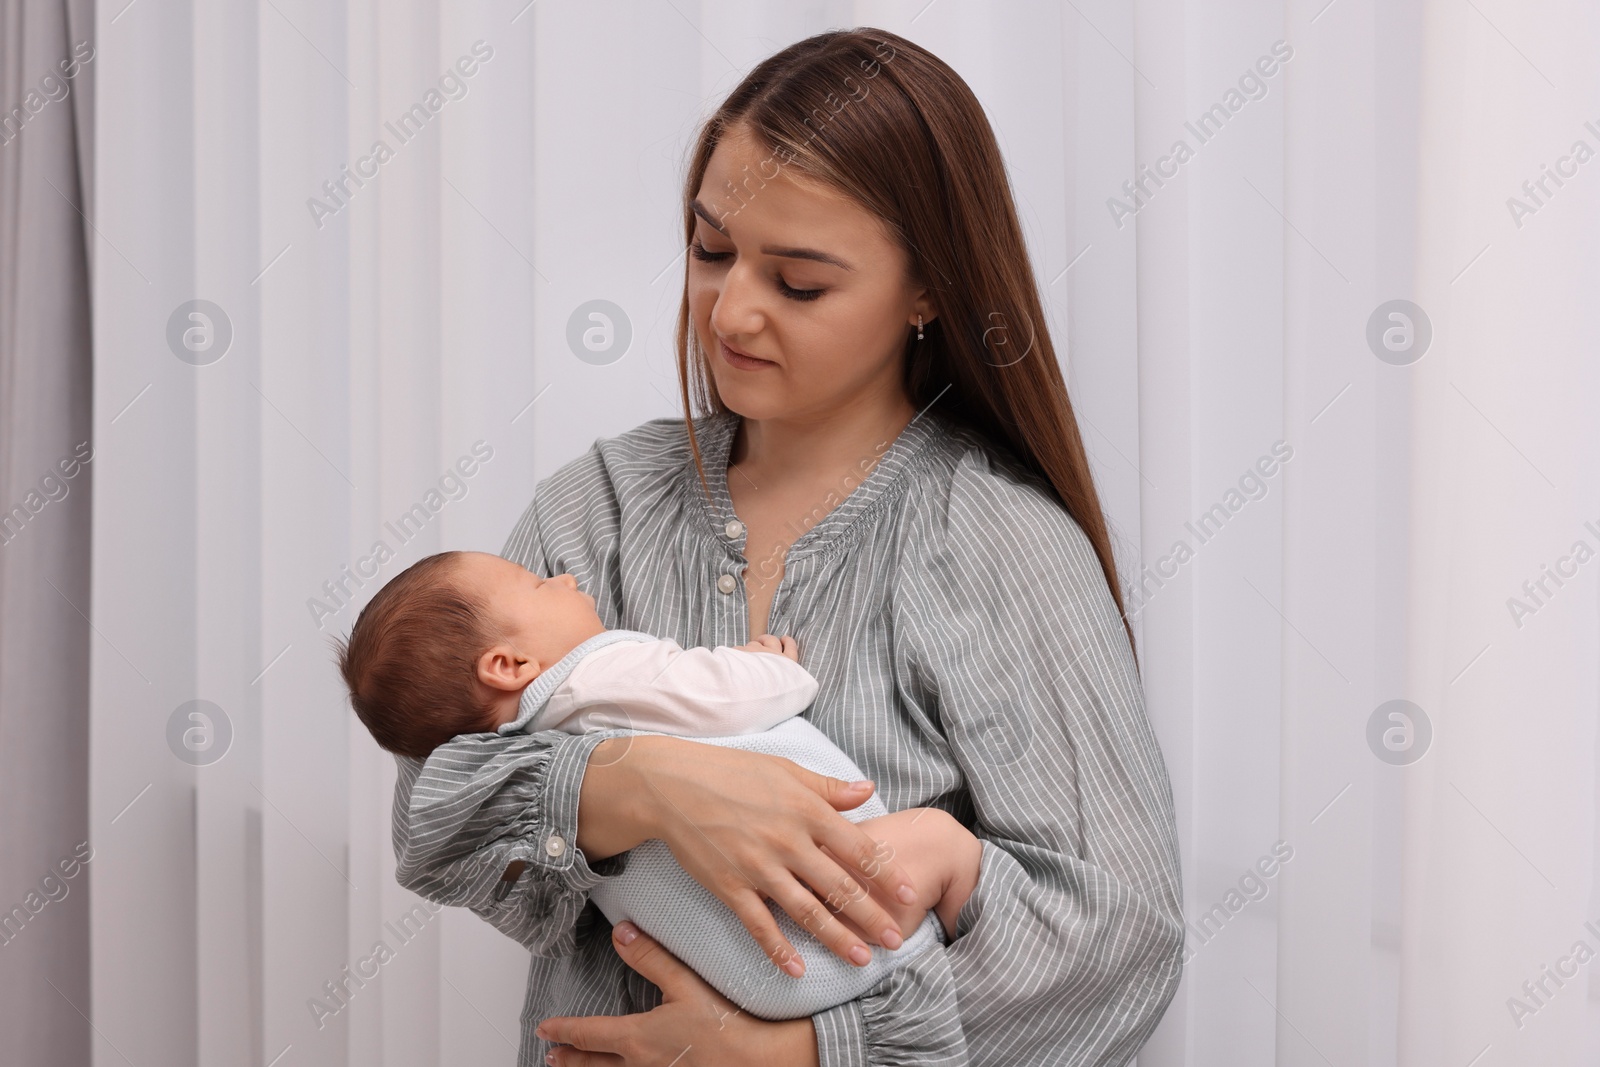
[686, 404, 954, 559]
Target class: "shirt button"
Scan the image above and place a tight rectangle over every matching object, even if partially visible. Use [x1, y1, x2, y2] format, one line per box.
[716, 574, 738, 595]
[544, 834, 566, 858]
[724, 519, 745, 539]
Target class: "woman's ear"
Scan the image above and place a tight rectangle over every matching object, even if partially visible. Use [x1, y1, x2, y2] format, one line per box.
[910, 293, 938, 328]
[476, 643, 538, 692]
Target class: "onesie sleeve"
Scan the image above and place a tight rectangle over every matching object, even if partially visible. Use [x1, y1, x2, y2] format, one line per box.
[545, 639, 820, 735]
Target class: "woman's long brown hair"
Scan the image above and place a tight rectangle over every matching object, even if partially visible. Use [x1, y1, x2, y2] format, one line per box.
[675, 27, 1138, 663]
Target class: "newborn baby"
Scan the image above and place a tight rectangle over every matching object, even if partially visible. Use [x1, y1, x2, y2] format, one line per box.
[335, 549, 980, 1020]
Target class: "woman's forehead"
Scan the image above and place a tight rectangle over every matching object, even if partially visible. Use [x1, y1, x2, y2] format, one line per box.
[693, 131, 891, 255]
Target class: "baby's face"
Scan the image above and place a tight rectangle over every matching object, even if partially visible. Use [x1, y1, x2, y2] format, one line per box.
[456, 552, 603, 664]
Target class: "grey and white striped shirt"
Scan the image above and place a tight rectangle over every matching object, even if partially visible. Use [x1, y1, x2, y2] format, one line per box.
[392, 409, 1184, 1066]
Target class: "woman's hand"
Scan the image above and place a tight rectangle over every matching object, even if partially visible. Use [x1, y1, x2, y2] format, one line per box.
[537, 921, 818, 1067]
[577, 734, 920, 975]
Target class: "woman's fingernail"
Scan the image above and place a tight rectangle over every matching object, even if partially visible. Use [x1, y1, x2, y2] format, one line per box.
[853, 779, 874, 790]
[546, 1052, 557, 1065]
[897, 885, 917, 905]
[784, 955, 805, 977]
[615, 921, 638, 945]
[849, 944, 872, 966]
[881, 927, 903, 950]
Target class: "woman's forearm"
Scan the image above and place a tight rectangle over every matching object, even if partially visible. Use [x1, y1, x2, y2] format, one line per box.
[577, 731, 917, 975]
[575, 734, 662, 862]
[767, 1017, 820, 1067]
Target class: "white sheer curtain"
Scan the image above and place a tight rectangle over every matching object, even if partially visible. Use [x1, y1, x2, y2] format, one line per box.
[86, 1, 1599, 1065]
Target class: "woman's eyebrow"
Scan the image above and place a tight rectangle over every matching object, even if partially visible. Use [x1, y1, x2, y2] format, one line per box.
[690, 198, 855, 272]
[760, 244, 854, 271]
[691, 199, 729, 235]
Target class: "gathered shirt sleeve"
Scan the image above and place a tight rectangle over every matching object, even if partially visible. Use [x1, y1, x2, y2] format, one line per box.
[812, 450, 1184, 1066]
[391, 726, 630, 957]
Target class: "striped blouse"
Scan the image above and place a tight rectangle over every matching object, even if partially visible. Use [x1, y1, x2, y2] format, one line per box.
[391, 408, 1185, 1066]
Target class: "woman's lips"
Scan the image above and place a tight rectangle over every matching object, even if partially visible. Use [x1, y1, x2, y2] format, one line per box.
[720, 339, 776, 370]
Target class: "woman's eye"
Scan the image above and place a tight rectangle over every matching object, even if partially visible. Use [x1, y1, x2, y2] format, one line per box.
[689, 239, 731, 263]
[777, 278, 824, 302]
[691, 239, 823, 301]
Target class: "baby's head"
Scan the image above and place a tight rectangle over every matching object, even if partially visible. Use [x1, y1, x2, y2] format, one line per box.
[334, 550, 602, 758]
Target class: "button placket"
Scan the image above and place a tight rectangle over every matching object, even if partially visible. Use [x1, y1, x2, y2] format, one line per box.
[718, 511, 745, 597]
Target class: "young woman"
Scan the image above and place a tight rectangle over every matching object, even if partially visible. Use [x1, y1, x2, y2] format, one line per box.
[394, 27, 1184, 1066]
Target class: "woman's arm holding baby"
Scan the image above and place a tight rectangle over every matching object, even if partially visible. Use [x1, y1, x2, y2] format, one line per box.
[538, 917, 822, 1066]
[549, 757, 983, 1067]
[575, 732, 921, 972]
[537, 737, 934, 1067]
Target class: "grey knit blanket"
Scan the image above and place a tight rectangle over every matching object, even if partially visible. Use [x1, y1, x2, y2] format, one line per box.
[588, 716, 944, 1020]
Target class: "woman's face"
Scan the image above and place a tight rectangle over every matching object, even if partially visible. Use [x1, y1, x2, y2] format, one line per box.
[687, 123, 933, 424]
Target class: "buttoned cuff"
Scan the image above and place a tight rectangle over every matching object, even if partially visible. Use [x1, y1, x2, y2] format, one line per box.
[536, 729, 631, 891]
[812, 998, 868, 1067]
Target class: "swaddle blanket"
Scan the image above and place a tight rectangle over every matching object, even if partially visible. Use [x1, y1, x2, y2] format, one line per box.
[588, 715, 944, 1020]
[495, 628, 944, 1019]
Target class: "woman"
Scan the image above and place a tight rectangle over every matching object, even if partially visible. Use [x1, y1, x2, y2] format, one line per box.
[394, 27, 1184, 1066]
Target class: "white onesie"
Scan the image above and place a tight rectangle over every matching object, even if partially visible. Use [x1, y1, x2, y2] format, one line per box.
[494, 628, 945, 1021]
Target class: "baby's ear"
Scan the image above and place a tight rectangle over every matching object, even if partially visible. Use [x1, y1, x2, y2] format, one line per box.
[476, 643, 532, 691]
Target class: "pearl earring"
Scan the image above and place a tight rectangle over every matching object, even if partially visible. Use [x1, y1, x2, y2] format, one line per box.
[916, 314, 924, 341]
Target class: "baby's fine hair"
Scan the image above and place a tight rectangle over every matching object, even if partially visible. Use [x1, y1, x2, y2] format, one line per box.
[334, 551, 500, 759]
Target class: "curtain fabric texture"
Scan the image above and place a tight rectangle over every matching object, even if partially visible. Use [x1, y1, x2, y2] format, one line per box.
[41, 1, 1600, 1066]
[0, 0, 95, 1064]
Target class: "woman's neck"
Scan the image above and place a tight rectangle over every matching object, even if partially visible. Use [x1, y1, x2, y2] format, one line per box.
[729, 393, 917, 487]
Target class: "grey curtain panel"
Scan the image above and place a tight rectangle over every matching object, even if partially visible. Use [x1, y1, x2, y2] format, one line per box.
[0, 0, 96, 1065]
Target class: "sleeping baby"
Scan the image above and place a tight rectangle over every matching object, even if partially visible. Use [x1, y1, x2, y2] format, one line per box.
[333, 549, 980, 1020]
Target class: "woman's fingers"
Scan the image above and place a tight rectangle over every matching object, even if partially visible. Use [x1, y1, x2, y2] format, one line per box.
[538, 1013, 630, 1064]
[813, 818, 920, 940]
[638, 746, 921, 974]
[689, 832, 888, 973]
[610, 920, 733, 1002]
[781, 763, 918, 906]
[547, 1050, 624, 1067]
[819, 840, 932, 942]
[724, 885, 808, 977]
[761, 863, 887, 969]
[806, 771, 878, 812]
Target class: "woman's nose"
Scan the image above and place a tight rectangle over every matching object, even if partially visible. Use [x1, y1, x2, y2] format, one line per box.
[709, 262, 764, 338]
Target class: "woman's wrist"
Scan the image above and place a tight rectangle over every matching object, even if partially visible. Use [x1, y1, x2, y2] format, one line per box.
[575, 734, 665, 862]
[762, 1016, 819, 1067]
